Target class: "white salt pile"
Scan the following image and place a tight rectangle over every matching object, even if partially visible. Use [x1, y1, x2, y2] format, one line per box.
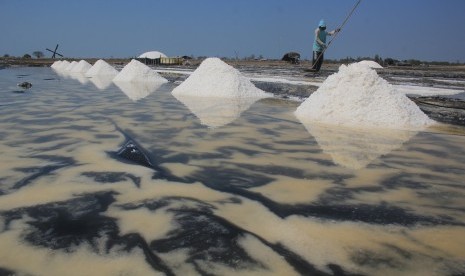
[51, 60, 62, 70]
[171, 57, 270, 98]
[357, 60, 383, 69]
[71, 60, 92, 73]
[113, 59, 168, 83]
[295, 62, 435, 130]
[64, 61, 78, 72]
[85, 59, 119, 77]
[55, 60, 70, 71]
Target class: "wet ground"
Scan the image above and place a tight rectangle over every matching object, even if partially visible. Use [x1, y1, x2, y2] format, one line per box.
[0, 66, 464, 275]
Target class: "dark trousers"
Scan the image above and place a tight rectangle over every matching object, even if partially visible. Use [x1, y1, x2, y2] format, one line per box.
[312, 51, 324, 71]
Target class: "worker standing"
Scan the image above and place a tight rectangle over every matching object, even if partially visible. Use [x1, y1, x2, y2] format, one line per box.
[312, 19, 340, 72]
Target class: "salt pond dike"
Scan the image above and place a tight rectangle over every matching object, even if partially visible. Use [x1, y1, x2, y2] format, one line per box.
[295, 62, 435, 130]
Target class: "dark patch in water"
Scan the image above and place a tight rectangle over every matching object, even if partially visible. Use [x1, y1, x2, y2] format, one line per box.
[381, 173, 431, 190]
[191, 167, 274, 189]
[95, 134, 120, 139]
[0, 267, 16, 276]
[350, 249, 402, 269]
[13, 155, 75, 190]
[13, 165, 67, 189]
[82, 171, 141, 188]
[187, 168, 459, 226]
[150, 199, 266, 273]
[1, 192, 116, 249]
[218, 146, 263, 157]
[238, 163, 349, 182]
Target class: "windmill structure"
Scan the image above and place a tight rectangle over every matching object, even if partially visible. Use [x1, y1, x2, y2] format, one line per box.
[46, 44, 63, 58]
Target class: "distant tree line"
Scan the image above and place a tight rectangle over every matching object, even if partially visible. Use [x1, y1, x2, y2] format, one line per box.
[328, 54, 462, 66]
[2, 51, 45, 59]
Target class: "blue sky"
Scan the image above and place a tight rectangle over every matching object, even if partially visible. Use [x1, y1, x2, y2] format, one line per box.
[1, 0, 464, 62]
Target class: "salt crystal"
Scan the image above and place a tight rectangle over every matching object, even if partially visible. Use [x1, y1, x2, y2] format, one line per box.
[295, 62, 434, 130]
[113, 59, 168, 83]
[86, 59, 119, 77]
[171, 57, 270, 98]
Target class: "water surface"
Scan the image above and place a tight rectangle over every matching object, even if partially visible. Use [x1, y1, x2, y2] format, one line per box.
[0, 67, 464, 275]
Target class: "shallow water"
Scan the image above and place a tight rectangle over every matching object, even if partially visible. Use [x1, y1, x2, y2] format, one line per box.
[1, 67, 465, 276]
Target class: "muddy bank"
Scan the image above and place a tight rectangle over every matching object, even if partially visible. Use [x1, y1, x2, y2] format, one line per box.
[410, 96, 465, 126]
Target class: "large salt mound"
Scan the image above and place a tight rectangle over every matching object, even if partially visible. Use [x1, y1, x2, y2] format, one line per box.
[171, 57, 270, 98]
[85, 59, 119, 77]
[357, 60, 383, 69]
[71, 60, 92, 73]
[295, 63, 435, 130]
[113, 59, 167, 83]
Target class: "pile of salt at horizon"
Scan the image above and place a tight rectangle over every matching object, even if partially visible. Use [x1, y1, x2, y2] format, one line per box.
[113, 59, 168, 101]
[171, 58, 271, 127]
[51, 60, 70, 71]
[85, 59, 119, 77]
[70, 60, 92, 73]
[295, 62, 435, 130]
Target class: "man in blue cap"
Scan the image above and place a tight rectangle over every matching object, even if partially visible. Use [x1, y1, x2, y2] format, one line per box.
[311, 19, 340, 72]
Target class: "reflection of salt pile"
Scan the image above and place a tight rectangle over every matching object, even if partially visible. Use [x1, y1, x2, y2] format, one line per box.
[71, 60, 92, 73]
[113, 59, 168, 101]
[85, 59, 119, 77]
[171, 58, 270, 127]
[295, 63, 434, 130]
[89, 76, 114, 90]
[299, 121, 415, 169]
[114, 81, 165, 101]
[173, 95, 261, 128]
[86, 60, 119, 90]
[172, 57, 270, 98]
[113, 59, 168, 83]
[357, 60, 383, 69]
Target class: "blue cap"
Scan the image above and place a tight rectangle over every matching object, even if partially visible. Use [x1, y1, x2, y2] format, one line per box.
[318, 19, 326, 27]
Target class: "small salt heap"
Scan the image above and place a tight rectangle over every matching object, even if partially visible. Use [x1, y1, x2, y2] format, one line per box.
[295, 62, 434, 130]
[64, 61, 78, 72]
[86, 59, 119, 77]
[171, 57, 270, 98]
[113, 59, 167, 83]
[357, 60, 383, 69]
[71, 60, 92, 73]
[55, 60, 70, 71]
[51, 60, 62, 70]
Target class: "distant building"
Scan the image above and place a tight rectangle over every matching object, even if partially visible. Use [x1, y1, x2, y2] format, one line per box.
[137, 50, 183, 65]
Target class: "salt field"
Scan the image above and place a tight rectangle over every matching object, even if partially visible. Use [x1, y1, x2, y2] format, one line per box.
[1, 64, 465, 275]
